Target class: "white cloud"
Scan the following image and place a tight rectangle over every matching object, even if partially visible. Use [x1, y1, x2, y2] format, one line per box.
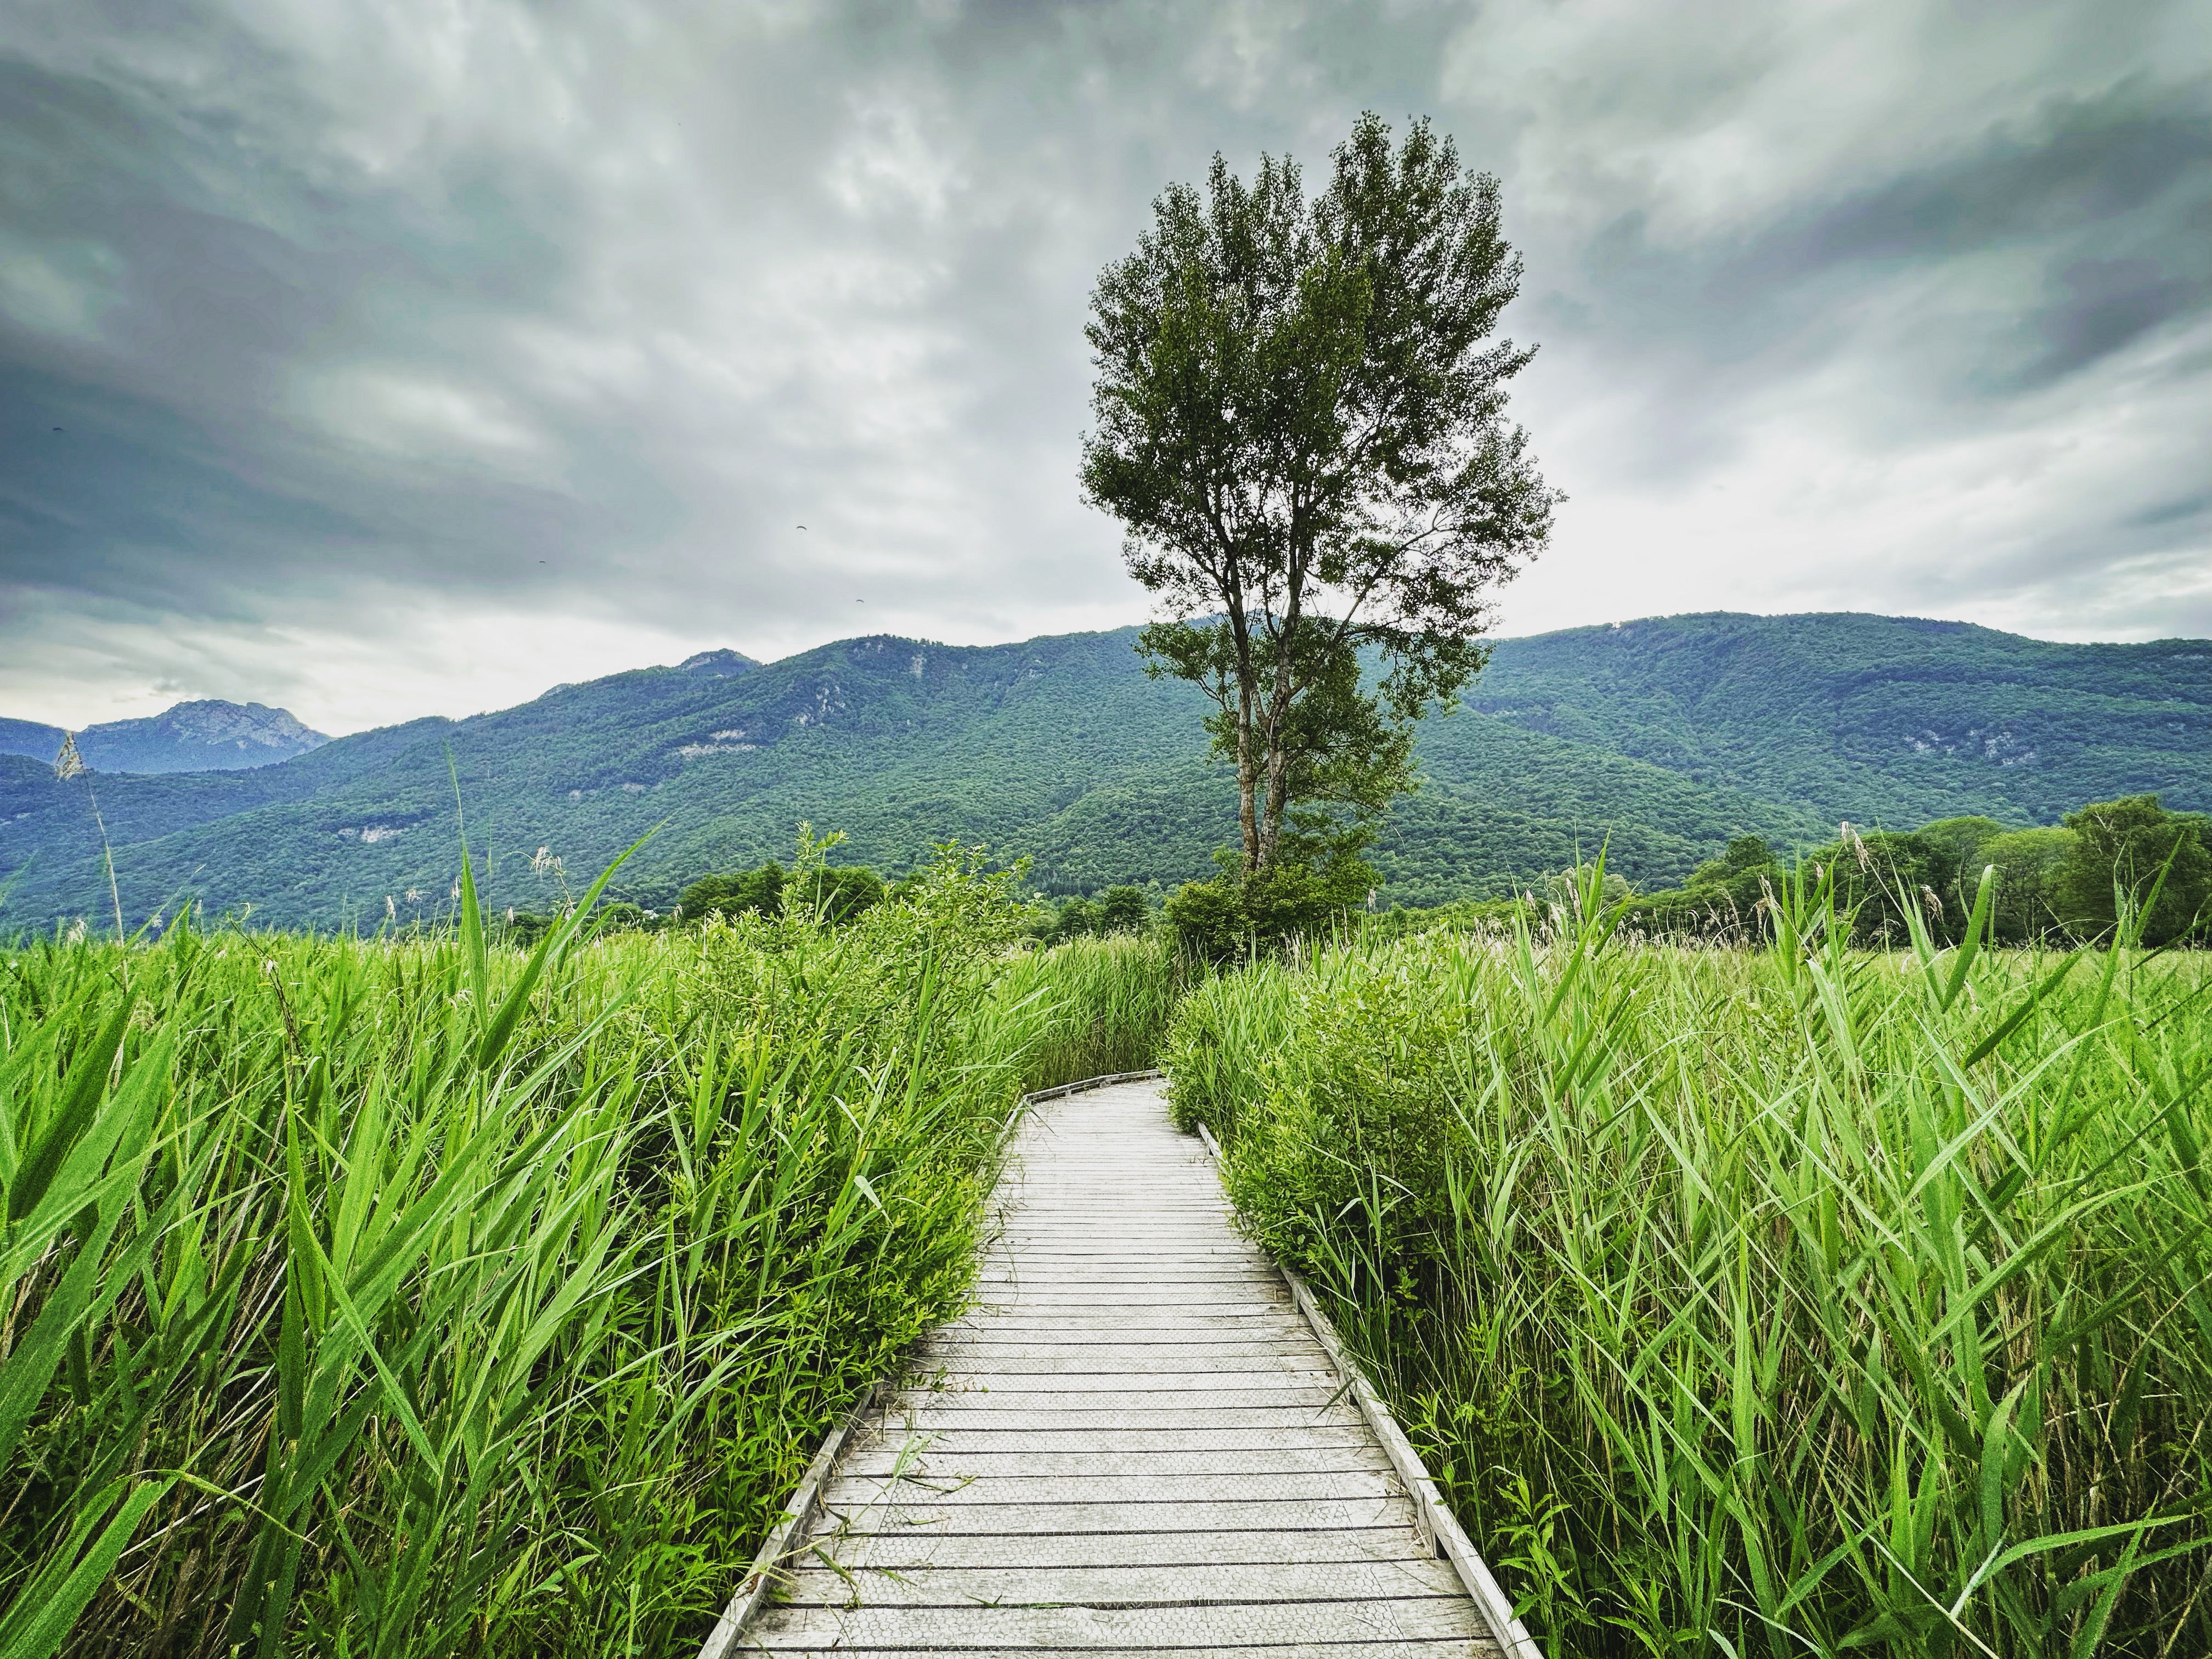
[0, 0, 2203, 734]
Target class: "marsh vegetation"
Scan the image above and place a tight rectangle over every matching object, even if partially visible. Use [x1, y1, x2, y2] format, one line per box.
[1167, 867, 2211, 1657]
[0, 850, 1169, 1659]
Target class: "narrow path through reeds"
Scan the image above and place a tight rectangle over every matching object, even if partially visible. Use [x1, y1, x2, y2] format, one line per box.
[736, 1079, 1514, 1657]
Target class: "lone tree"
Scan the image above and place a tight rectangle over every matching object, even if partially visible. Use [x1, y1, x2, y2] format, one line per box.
[1081, 112, 1556, 876]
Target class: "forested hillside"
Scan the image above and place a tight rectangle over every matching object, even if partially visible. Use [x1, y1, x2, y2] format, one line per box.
[3, 612, 2204, 928]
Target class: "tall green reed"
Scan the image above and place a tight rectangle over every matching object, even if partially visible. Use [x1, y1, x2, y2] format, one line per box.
[1167, 865, 2211, 1658]
[995, 932, 1182, 1091]
[0, 843, 1169, 1657]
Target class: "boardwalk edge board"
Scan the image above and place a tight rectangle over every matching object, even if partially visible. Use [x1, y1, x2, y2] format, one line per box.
[691, 1070, 1161, 1659]
[1195, 1120, 1547, 1659]
[693, 1372, 901, 1659]
[1016, 1067, 1165, 1105]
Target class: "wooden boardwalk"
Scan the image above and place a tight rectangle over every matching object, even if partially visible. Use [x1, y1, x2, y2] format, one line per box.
[734, 1079, 1515, 1656]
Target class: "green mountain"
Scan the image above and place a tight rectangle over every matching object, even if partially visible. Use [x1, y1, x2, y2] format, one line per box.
[3, 612, 2204, 930]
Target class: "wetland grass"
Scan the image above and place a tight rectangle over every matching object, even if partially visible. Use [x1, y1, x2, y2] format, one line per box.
[1166, 869, 2211, 1657]
[0, 848, 1165, 1657]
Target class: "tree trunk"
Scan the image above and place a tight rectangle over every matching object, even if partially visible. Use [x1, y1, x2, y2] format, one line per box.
[1230, 621, 1261, 872]
[1257, 739, 1289, 868]
[1234, 706, 1260, 872]
[1254, 609, 1298, 870]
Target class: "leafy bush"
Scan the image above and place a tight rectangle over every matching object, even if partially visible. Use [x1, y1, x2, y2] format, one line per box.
[1164, 855, 1370, 962]
[680, 857, 789, 920]
[679, 854, 885, 927]
[1096, 884, 1152, 933]
[1609, 795, 2209, 949]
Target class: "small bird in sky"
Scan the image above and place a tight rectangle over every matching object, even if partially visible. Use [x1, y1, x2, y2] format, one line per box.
[796, 524, 808, 530]
[52, 426, 64, 432]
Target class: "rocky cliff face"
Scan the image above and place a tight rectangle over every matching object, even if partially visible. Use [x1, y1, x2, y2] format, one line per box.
[0, 701, 330, 773]
[678, 648, 759, 679]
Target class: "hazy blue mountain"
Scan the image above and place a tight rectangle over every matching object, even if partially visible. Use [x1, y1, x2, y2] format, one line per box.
[0, 719, 65, 769]
[0, 700, 329, 773]
[2, 613, 2203, 930]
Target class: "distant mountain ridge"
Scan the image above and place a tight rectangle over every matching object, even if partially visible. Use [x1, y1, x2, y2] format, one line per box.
[0, 699, 328, 774]
[1, 613, 2204, 930]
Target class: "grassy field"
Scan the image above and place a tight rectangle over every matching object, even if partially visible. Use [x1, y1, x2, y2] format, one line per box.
[10, 831, 2204, 1659]
[0, 847, 1172, 1659]
[1166, 871, 2211, 1658]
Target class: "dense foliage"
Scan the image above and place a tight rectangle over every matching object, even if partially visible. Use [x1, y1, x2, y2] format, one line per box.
[1163, 849, 1376, 962]
[1374, 794, 2210, 951]
[1082, 110, 1554, 870]
[678, 856, 885, 927]
[1164, 878, 2211, 1658]
[1615, 795, 2209, 947]
[4, 613, 2203, 929]
[0, 853, 1174, 1658]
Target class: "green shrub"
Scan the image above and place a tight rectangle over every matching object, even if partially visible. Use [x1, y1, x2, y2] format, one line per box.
[679, 857, 885, 927]
[1096, 884, 1152, 934]
[1164, 856, 1368, 961]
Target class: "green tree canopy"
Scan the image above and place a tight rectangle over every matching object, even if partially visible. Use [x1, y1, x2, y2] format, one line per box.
[2054, 794, 2210, 945]
[1096, 885, 1152, 934]
[1081, 111, 1556, 877]
[679, 859, 884, 927]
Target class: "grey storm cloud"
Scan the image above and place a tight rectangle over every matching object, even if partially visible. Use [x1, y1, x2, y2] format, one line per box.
[0, 0, 2205, 732]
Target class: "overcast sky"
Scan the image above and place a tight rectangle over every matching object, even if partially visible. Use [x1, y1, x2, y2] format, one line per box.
[2, 0, 2205, 735]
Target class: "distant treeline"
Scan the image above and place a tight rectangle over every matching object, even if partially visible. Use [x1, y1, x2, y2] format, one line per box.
[509, 792, 2206, 955]
[1381, 793, 2210, 948]
[505, 855, 1159, 948]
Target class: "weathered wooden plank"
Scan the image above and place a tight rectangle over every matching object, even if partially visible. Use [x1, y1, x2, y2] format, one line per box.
[877, 1393, 1368, 1422]
[932, 1334, 1327, 1356]
[748, 1597, 1487, 1645]
[846, 1425, 1381, 1457]
[980, 1255, 1265, 1267]
[984, 1224, 1249, 1235]
[968, 1270, 1283, 1284]
[775, 1556, 1468, 1607]
[963, 1284, 1284, 1297]
[811, 1494, 1418, 1537]
[968, 1270, 1286, 1285]
[781, 1526, 1432, 1572]
[754, 1644, 1489, 1658]
[873, 1419, 1374, 1442]
[976, 1245, 1263, 1258]
[953, 1310, 1300, 1325]
[958, 1299, 1296, 1313]
[919, 1351, 1329, 1375]
[891, 1374, 1338, 1398]
[945, 1316, 1313, 1337]
[837, 1444, 1395, 1479]
[975, 1260, 1265, 1272]
[822, 1469, 1407, 1509]
[985, 1218, 1247, 1229]
[996, 1205, 1234, 1214]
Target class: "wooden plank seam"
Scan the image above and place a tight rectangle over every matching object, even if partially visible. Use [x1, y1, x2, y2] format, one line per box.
[691, 1068, 1164, 1659]
[1195, 1119, 1548, 1659]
